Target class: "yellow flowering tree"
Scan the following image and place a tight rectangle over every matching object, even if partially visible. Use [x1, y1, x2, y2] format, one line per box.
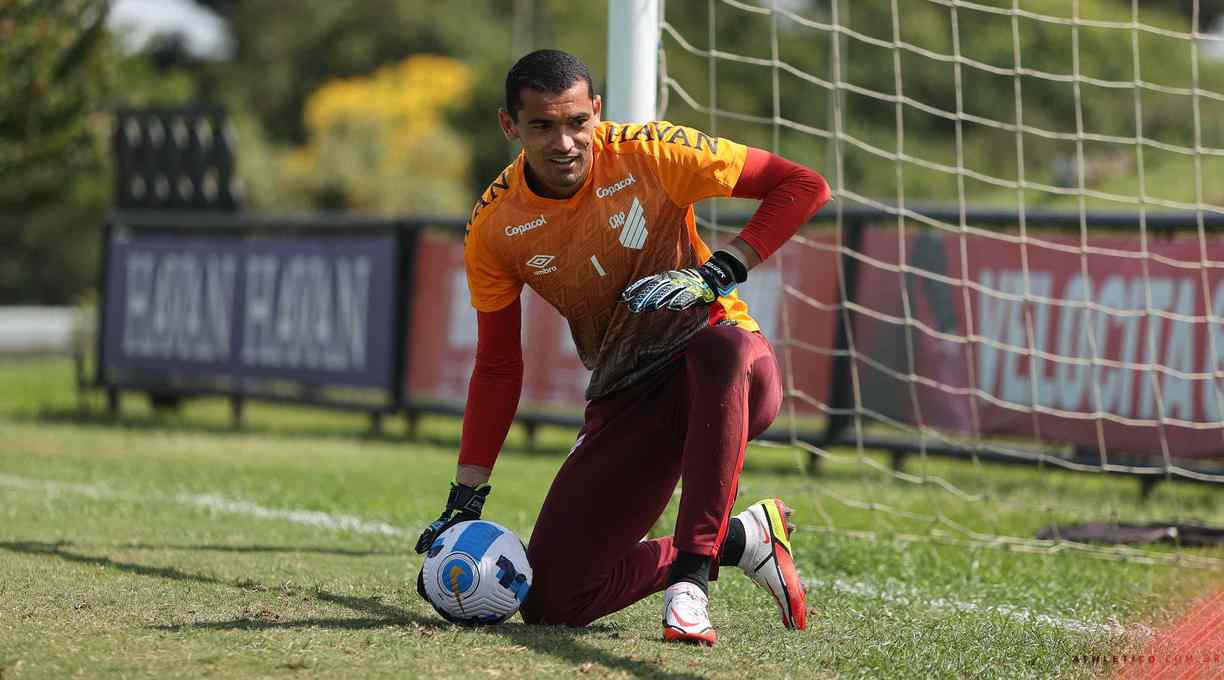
[285, 55, 474, 214]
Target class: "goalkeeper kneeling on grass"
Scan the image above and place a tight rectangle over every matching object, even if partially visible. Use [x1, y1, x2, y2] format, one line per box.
[415, 49, 830, 645]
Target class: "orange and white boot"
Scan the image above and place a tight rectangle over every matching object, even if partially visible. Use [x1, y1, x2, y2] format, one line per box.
[662, 581, 716, 646]
[735, 499, 807, 630]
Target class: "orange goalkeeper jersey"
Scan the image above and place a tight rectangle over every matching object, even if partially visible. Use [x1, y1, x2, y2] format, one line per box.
[464, 120, 759, 400]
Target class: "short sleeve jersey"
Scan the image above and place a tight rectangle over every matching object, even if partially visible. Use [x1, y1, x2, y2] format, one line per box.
[464, 120, 759, 400]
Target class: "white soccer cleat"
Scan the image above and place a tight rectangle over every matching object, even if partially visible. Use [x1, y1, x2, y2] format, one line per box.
[661, 581, 716, 646]
[735, 498, 807, 630]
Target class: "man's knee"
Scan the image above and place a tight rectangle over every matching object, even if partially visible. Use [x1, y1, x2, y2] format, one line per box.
[522, 540, 601, 626]
[747, 380, 783, 439]
[521, 573, 599, 626]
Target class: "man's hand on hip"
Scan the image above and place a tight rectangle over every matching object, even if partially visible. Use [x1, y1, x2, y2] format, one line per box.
[620, 250, 748, 313]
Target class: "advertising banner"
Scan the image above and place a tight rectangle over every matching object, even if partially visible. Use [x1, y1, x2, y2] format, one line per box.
[405, 232, 590, 409]
[101, 225, 402, 408]
[851, 225, 1224, 459]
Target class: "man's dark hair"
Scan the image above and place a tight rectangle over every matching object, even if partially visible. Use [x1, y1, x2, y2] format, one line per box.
[504, 49, 595, 119]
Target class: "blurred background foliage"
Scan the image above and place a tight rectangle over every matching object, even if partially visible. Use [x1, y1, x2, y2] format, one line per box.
[280, 54, 475, 213]
[2, 0, 113, 306]
[3, 0, 1224, 304]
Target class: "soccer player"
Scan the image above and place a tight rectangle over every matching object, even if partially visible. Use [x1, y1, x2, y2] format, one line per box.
[415, 49, 830, 645]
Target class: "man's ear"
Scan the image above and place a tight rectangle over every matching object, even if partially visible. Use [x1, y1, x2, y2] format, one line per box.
[497, 109, 518, 141]
[592, 95, 602, 123]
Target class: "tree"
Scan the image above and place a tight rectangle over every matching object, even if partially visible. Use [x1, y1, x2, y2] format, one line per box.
[200, 0, 608, 202]
[0, 0, 113, 304]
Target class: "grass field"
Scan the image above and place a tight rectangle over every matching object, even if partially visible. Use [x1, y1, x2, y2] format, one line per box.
[2, 358, 1223, 679]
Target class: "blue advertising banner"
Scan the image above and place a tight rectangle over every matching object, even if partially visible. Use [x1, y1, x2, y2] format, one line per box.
[100, 224, 402, 409]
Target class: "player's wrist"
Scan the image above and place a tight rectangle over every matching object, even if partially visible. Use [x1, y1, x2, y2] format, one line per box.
[700, 250, 748, 297]
[456, 463, 492, 488]
[719, 241, 757, 273]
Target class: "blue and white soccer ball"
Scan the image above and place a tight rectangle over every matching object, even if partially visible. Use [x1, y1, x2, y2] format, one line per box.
[419, 520, 532, 625]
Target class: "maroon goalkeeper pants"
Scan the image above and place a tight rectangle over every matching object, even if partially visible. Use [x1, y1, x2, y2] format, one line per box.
[520, 325, 782, 626]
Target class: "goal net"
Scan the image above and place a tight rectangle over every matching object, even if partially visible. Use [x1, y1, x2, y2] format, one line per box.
[657, 0, 1224, 566]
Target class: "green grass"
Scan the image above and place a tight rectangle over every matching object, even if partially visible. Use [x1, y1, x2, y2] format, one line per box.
[1, 358, 1222, 679]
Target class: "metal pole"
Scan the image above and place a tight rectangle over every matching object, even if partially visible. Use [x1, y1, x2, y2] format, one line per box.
[820, 218, 865, 455]
[606, 0, 659, 123]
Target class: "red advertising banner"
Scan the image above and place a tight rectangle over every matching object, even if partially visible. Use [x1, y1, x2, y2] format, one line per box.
[405, 232, 590, 409]
[852, 225, 1224, 459]
[405, 232, 479, 404]
[405, 230, 839, 416]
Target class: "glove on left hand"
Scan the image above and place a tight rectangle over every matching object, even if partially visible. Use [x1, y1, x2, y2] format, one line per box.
[620, 250, 747, 313]
[413, 482, 491, 554]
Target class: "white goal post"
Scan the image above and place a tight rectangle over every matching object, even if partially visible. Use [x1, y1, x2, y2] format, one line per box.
[606, 0, 659, 123]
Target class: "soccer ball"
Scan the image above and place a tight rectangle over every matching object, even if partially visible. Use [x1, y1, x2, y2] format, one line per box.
[418, 520, 532, 625]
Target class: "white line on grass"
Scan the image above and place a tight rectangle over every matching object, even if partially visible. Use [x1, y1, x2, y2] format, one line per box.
[1, 472, 1151, 638]
[176, 493, 408, 537]
[0, 473, 409, 537]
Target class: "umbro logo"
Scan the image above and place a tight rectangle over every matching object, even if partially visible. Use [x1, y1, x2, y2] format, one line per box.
[527, 254, 558, 276]
[608, 197, 648, 250]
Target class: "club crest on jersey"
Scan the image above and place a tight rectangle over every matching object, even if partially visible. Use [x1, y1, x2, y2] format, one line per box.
[608, 197, 648, 250]
[595, 173, 636, 199]
[505, 214, 546, 237]
[526, 254, 558, 275]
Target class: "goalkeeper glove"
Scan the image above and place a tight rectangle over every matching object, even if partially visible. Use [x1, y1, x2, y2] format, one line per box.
[620, 250, 747, 313]
[413, 481, 491, 554]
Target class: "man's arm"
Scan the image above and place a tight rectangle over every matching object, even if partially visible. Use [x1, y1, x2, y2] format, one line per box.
[726, 147, 831, 269]
[456, 298, 525, 485]
[621, 148, 829, 313]
[412, 298, 522, 553]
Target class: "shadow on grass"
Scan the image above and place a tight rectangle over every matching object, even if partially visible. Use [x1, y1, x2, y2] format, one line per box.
[1, 539, 401, 559]
[1, 539, 702, 679]
[0, 540, 233, 587]
[158, 615, 443, 632]
[155, 587, 704, 679]
[161, 594, 705, 680]
[153, 591, 447, 633]
[118, 542, 406, 557]
[483, 623, 706, 680]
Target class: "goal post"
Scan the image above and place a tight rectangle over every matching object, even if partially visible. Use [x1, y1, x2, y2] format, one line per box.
[606, 0, 659, 123]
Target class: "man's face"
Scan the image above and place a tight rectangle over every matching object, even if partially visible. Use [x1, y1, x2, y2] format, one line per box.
[499, 81, 601, 199]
